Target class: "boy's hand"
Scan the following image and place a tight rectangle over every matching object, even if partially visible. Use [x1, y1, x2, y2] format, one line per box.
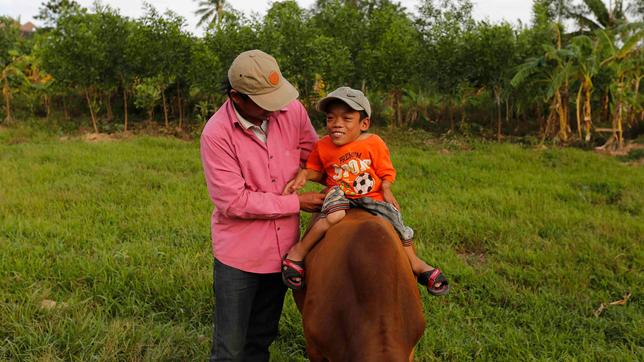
[283, 169, 308, 195]
[381, 180, 400, 211]
[382, 188, 401, 211]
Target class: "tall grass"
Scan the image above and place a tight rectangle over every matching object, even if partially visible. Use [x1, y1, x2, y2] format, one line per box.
[1, 126, 642, 361]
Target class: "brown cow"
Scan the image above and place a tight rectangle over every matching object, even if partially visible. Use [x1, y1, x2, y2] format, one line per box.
[294, 209, 426, 362]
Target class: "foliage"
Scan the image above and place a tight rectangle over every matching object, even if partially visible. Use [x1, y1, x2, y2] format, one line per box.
[133, 77, 162, 122]
[0, 0, 640, 142]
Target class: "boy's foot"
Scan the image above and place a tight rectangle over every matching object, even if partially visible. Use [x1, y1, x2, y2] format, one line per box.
[281, 257, 305, 290]
[418, 268, 450, 296]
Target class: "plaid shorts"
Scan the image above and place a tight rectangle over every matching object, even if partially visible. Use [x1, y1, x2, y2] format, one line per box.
[320, 186, 414, 242]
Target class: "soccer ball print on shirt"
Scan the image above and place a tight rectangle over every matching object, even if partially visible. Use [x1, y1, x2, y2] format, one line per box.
[353, 173, 374, 194]
[330, 152, 380, 196]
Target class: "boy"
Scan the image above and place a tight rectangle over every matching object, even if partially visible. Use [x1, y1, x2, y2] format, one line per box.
[281, 86, 449, 296]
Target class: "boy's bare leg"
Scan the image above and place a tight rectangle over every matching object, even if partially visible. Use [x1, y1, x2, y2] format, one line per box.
[403, 245, 444, 288]
[284, 210, 346, 284]
[286, 210, 347, 262]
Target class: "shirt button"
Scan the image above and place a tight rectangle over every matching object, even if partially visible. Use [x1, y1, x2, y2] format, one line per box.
[270, 155, 274, 159]
[277, 227, 281, 231]
[272, 178, 276, 182]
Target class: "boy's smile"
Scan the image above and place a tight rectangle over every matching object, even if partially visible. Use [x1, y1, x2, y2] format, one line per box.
[325, 102, 370, 146]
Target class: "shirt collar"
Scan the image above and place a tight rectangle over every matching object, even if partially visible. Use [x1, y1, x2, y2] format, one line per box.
[232, 103, 268, 132]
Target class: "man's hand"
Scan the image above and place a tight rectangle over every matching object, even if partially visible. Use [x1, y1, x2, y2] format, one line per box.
[298, 191, 325, 212]
[283, 169, 308, 195]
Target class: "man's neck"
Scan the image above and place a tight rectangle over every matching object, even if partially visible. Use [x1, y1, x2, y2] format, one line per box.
[232, 102, 264, 127]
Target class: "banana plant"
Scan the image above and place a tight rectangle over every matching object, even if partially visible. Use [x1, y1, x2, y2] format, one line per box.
[567, 35, 602, 142]
[597, 23, 643, 148]
[1, 51, 29, 123]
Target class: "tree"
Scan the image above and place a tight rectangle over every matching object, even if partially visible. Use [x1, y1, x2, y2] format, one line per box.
[194, 0, 228, 30]
[513, 24, 575, 143]
[187, 38, 223, 123]
[463, 22, 518, 140]
[259, 1, 315, 98]
[0, 16, 22, 122]
[35, 0, 81, 27]
[416, 0, 475, 129]
[310, 0, 367, 87]
[39, 7, 111, 132]
[596, 23, 643, 148]
[567, 0, 628, 31]
[568, 34, 601, 141]
[135, 5, 192, 128]
[133, 76, 161, 122]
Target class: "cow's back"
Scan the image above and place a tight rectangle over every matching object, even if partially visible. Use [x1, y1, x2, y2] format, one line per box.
[297, 209, 425, 362]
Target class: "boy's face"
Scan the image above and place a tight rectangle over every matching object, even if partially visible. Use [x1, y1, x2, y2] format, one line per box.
[325, 102, 370, 146]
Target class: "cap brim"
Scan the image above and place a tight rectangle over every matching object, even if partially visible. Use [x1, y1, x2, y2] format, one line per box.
[248, 78, 299, 112]
[317, 96, 365, 114]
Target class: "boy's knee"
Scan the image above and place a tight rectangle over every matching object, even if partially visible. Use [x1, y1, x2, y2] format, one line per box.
[325, 210, 346, 225]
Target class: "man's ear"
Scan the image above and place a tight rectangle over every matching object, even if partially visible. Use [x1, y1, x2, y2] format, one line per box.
[360, 117, 370, 131]
[229, 89, 241, 104]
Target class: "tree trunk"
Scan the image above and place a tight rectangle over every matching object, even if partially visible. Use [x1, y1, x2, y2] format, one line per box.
[2, 76, 12, 123]
[162, 90, 169, 128]
[560, 83, 571, 142]
[63, 95, 70, 120]
[44, 95, 51, 120]
[495, 88, 502, 142]
[394, 90, 402, 128]
[575, 85, 583, 140]
[601, 92, 610, 123]
[123, 87, 129, 131]
[105, 91, 113, 122]
[177, 81, 184, 129]
[555, 89, 569, 142]
[505, 97, 510, 133]
[583, 82, 592, 142]
[449, 102, 455, 132]
[615, 94, 624, 149]
[447, 102, 454, 132]
[85, 88, 98, 133]
[460, 101, 466, 130]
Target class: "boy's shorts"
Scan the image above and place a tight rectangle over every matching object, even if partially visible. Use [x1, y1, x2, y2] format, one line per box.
[320, 186, 414, 242]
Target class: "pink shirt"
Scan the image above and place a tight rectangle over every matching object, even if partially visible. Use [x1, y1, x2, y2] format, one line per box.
[200, 99, 318, 273]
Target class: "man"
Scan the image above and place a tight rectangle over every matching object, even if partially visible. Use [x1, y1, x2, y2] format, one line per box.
[200, 49, 324, 362]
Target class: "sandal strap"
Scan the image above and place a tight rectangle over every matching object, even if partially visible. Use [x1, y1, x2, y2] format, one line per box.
[428, 268, 442, 288]
[282, 259, 305, 276]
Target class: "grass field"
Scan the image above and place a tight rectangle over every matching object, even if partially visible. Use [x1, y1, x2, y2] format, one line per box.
[1, 125, 642, 361]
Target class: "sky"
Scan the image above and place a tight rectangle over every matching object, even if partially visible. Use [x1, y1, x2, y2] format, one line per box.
[1, 0, 533, 35]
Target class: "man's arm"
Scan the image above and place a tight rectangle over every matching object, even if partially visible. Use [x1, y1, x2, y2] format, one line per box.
[201, 133, 301, 219]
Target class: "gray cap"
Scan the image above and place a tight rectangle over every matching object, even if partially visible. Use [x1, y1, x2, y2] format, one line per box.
[317, 87, 371, 117]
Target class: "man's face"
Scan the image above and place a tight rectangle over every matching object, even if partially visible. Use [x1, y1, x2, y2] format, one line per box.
[230, 90, 274, 124]
[325, 102, 369, 146]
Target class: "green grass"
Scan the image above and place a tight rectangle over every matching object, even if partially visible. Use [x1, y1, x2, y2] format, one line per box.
[1, 126, 642, 361]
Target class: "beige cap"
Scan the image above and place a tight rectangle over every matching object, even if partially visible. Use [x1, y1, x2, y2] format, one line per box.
[228, 50, 299, 112]
[317, 87, 371, 117]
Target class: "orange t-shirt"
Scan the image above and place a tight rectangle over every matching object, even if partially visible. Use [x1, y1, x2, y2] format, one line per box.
[306, 134, 396, 201]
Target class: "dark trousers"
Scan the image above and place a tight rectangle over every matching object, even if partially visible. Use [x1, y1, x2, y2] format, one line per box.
[210, 259, 287, 362]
